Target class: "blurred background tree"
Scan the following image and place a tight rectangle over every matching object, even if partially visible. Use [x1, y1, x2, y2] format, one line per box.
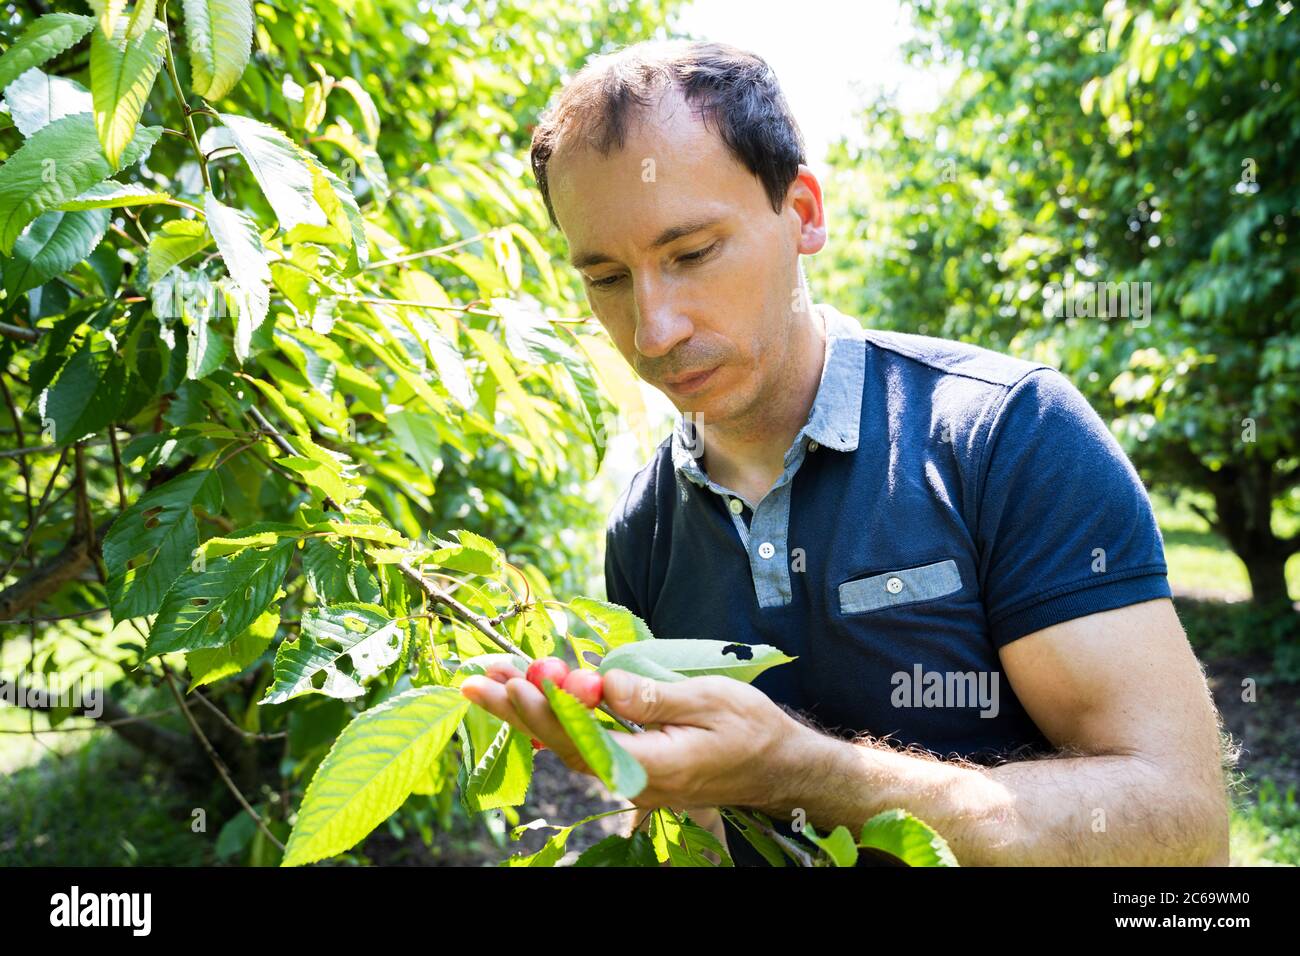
[811, 0, 1300, 611]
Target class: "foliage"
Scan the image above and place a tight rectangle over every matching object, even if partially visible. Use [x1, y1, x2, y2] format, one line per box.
[812, 0, 1300, 611]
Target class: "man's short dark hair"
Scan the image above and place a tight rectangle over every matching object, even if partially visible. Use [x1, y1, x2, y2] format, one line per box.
[529, 39, 808, 230]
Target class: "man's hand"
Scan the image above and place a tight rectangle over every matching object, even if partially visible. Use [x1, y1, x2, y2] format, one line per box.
[459, 663, 806, 811]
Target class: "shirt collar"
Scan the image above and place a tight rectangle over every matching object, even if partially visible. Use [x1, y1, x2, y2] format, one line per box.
[670, 302, 866, 480]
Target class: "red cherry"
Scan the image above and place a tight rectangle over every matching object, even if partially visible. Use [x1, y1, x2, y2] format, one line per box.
[562, 669, 604, 708]
[525, 656, 570, 693]
[531, 737, 545, 750]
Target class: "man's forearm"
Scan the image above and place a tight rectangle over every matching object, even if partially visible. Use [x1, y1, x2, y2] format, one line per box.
[761, 728, 1229, 865]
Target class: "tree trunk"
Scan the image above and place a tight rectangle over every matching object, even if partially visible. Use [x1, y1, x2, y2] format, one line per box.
[1210, 465, 1296, 609]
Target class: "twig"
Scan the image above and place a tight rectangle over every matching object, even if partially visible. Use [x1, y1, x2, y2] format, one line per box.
[162, 668, 285, 853]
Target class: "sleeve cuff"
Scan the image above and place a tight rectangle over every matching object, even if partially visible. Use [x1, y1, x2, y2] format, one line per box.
[988, 567, 1173, 648]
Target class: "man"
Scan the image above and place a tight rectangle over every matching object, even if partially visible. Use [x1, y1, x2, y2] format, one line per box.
[459, 39, 1232, 866]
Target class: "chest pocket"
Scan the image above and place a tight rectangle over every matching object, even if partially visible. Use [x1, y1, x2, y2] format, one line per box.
[838, 558, 962, 614]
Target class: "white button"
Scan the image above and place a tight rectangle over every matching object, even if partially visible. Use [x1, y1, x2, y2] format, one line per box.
[728, 498, 743, 514]
[758, 542, 775, 559]
[886, 576, 904, 594]
[808, 440, 819, 452]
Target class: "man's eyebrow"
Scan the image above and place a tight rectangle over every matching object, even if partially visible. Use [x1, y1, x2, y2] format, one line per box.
[568, 216, 725, 270]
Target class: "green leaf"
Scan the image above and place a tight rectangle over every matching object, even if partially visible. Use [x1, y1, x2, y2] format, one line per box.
[146, 218, 210, 279]
[569, 597, 653, 649]
[3, 209, 110, 300]
[281, 686, 469, 866]
[857, 809, 959, 867]
[90, 19, 166, 167]
[463, 721, 533, 812]
[0, 14, 95, 93]
[660, 815, 733, 867]
[217, 112, 328, 231]
[4, 69, 93, 137]
[57, 180, 176, 211]
[333, 76, 380, 143]
[182, 0, 254, 101]
[803, 823, 859, 867]
[204, 189, 270, 362]
[540, 680, 646, 800]
[260, 603, 405, 705]
[37, 331, 127, 446]
[187, 606, 278, 690]
[124, 0, 159, 40]
[88, 0, 127, 39]
[146, 539, 294, 657]
[727, 810, 787, 867]
[179, 270, 230, 379]
[598, 638, 796, 685]
[103, 468, 223, 621]
[0, 114, 160, 255]
[573, 831, 659, 867]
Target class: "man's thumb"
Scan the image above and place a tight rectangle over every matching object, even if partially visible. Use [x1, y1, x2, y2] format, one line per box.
[602, 668, 661, 720]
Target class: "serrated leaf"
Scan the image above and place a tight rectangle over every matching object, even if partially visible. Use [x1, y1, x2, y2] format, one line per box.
[4, 68, 93, 137]
[260, 603, 404, 705]
[90, 18, 165, 167]
[0, 14, 95, 93]
[37, 331, 126, 446]
[463, 720, 532, 812]
[281, 686, 469, 866]
[146, 218, 210, 279]
[187, 606, 277, 690]
[857, 809, 959, 867]
[146, 540, 294, 657]
[182, 0, 253, 101]
[103, 468, 223, 621]
[569, 597, 653, 649]
[217, 112, 328, 231]
[803, 823, 859, 867]
[598, 638, 796, 685]
[0, 113, 160, 255]
[57, 180, 175, 211]
[540, 680, 646, 800]
[572, 831, 659, 867]
[204, 189, 269, 362]
[3, 209, 110, 300]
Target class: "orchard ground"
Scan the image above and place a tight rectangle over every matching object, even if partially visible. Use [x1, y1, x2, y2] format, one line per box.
[2, 493, 1296, 866]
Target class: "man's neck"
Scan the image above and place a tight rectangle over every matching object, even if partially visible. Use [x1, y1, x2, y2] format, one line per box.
[695, 305, 827, 506]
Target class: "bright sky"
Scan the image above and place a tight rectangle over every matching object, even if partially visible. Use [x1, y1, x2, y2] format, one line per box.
[673, 0, 949, 170]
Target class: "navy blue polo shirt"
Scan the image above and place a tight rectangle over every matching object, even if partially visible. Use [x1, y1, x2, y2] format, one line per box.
[601, 302, 1172, 866]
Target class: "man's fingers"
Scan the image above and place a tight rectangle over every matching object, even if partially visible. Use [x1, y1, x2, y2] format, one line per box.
[485, 662, 525, 684]
[504, 678, 595, 773]
[459, 675, 538, 740]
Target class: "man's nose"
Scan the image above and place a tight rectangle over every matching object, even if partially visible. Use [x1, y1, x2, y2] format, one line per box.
[632, 275, 693, 360]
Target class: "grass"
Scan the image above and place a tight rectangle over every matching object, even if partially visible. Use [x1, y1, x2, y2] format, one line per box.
[1153, 490, 1300, 602]
[1228, 779, 1300, 867]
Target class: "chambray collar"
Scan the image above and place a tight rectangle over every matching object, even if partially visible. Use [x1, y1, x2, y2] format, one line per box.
[671, 303, 866, 482]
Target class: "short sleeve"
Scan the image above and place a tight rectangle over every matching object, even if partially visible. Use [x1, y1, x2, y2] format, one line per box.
[975, 368, 1172, 647]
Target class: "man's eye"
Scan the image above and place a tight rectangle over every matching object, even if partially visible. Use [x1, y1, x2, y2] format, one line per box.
[589, 274, 623, 289]
[679, 242, 719, 263]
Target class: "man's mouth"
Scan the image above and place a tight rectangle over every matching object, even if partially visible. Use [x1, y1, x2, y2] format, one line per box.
[662, 366, 719, 395]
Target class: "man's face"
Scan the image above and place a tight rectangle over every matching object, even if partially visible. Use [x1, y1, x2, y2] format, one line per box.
[548, 85, 822, 430]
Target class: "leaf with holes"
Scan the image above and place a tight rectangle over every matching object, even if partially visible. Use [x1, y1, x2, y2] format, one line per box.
[145, 539, 294, 657]
[260, 603, 405, 705]
[103, 468, 223, 622]
[597, 638, 796, 685]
